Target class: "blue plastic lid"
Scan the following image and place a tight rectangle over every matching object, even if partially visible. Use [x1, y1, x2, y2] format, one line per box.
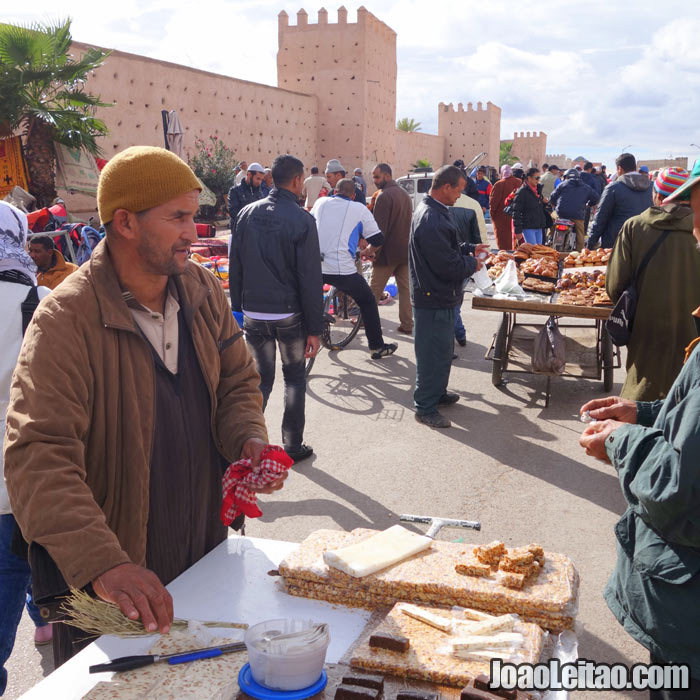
[238, 663, 327, 700]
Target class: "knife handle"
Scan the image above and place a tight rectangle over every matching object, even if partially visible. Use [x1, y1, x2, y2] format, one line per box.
[89, 655, 156, 673]
[168, 648, 222, 665]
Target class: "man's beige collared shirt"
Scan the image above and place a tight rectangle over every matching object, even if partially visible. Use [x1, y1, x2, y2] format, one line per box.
[124, 290, 180, 373]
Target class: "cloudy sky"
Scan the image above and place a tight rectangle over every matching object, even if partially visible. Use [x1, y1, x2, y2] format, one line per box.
[7, 1, 700, 169]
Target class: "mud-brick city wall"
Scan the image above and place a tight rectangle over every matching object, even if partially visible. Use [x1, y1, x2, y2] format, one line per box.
[74, 40, 319, 168]
[394, 131, 446, 179]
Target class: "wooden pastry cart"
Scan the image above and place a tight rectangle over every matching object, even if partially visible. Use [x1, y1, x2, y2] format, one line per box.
[471, 293, 619, 406]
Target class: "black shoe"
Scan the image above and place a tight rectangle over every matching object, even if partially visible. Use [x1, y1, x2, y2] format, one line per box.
[286, 444, 314, 462]
[438, 392, 460, 406]
[452, 353, 458, 360]
[456, 337, 467, 347]
[371, 343, 398, 360]
[414, 411, 451, 428]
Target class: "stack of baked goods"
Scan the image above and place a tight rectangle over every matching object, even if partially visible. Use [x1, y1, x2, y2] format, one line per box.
[563, 248, 612, 268]
[278, 527, 579, 633]
[514, 243, 559, 262]
[488, 261, 525, 283]
[522, 278, 555, 295]
[520, 257, 559, 279]
[556, 271, 612, 307]
[484, 250, 514, 268]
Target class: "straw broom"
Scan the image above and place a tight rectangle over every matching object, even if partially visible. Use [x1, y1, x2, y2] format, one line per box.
[60, 587, 248, 638]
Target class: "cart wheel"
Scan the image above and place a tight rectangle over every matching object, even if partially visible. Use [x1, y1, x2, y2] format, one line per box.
[602, 327, 614, 391]
[491, 314, 508, 386]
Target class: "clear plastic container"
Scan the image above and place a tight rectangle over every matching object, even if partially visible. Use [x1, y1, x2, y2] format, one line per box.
[244, 619, 330, 691]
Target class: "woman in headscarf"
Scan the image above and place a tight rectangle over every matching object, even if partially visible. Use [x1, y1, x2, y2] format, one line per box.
[0, 201, 53, 694]
[489, 164, 523, 250]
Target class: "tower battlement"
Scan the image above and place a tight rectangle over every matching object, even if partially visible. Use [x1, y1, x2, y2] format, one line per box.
[439, 100, 500, 115]
[514, 130, 545, 139]
[278, 7, 396, 38]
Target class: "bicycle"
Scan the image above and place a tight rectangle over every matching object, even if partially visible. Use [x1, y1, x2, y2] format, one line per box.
[305, 258, 373, 376]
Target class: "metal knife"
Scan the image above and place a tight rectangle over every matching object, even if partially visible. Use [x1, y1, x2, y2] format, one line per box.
[89, 640, 246, 674]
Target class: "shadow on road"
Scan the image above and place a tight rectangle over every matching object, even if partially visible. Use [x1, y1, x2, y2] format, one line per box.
[260, 456, 423, 533]
[306, 350, 626, 516]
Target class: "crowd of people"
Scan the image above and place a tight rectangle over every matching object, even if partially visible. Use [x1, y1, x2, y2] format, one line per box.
[488, 154, 658, 252]
[0, 143, 699, 697]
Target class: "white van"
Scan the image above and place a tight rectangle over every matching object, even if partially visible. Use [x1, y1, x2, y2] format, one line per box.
[396, 170, 434, 210]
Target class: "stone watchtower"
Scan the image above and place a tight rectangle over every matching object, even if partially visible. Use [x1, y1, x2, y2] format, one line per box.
[510, 131, 547, 169]
[277, 6, 397, 174]
[438, 101, 502, 169]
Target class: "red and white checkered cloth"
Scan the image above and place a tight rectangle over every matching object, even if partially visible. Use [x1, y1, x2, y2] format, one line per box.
[220, 445, 293, 525]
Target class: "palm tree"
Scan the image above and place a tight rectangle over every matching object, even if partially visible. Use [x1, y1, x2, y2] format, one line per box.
[397, 117, 422, 133]
[0, 19, 110, 206]
[499, 141, 519, 167]
[412, 158, 432, 170]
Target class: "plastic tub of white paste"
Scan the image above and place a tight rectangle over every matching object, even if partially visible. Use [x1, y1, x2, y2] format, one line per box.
[244, 618, 330, 691]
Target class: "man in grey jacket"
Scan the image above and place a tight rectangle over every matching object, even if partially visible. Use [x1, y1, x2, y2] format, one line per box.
[587, 153, 653, 249]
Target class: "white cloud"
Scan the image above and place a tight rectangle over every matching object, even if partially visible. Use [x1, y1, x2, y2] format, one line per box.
[5, 1, 700, 168]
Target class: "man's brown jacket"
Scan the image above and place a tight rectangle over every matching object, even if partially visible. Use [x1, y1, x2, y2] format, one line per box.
[4, 240, 267, 590]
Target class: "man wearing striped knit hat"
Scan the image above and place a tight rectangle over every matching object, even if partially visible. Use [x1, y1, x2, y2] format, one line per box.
[605, 166, 700, 400]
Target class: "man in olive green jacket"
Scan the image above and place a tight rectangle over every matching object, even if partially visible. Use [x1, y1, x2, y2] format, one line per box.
[579, 167, 700, 695]
[606, 177, 700, 400]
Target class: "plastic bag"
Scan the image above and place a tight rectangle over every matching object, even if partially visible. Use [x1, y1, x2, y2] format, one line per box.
[494, 260, 524, 295]
[532, 317, 566, 374]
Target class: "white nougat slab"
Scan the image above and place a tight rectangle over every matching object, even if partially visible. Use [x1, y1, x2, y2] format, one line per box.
[322, 525, 433, 578]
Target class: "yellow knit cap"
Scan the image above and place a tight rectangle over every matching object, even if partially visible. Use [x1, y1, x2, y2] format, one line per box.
[97, 146, 202, 224]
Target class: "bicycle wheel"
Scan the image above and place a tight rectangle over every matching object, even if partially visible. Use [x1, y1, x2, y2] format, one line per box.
[322, 286, 362, 350]
[305, 352, 316, 377]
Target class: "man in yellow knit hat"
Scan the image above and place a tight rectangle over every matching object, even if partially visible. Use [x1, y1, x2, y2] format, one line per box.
[4, 146, 285, 665]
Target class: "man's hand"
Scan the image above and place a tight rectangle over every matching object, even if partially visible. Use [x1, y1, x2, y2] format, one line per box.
[580, 396, 637, 424]
[360, 246, 376, 261]
[240, 438, 289, 493]
[579, 419, 626, 464]
[240, 437, 267, 469]
[474, 243, 490, 270]
[357, 238, 369, 251]
[92, 563, 173, 634]
[305, 335, 320, 359]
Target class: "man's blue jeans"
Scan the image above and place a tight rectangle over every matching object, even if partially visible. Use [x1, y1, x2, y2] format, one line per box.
[413, 307, 455, 415]
[1, 513, 46, 695]
[243, 313, 307, 451]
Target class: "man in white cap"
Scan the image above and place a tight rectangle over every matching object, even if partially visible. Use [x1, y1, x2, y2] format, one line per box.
[323, 159, 366, 204]
[228, 162, 265, 230]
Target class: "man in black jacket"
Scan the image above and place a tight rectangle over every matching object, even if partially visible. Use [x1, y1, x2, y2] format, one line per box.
[409, 165, 489, 428]
[229, 155, 323, 461]
[550, 169, 599, 250]
[228, 162, 265, 231]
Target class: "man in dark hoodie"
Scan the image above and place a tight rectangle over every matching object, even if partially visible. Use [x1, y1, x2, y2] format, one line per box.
[550, 169, 600, 250]
[587, 153, 653, 249]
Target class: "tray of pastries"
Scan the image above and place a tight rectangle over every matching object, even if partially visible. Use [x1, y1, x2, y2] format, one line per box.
[563, 248, 612, 268]
[520, 257, 559, 280]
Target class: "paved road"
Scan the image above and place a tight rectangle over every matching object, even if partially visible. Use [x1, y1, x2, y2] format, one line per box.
[5, 278, 647, 699]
